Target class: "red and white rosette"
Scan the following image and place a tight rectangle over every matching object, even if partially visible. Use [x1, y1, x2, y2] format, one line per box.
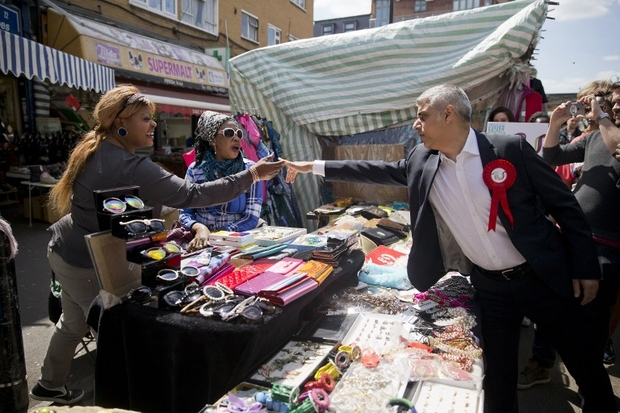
[482, 159, 516, 231]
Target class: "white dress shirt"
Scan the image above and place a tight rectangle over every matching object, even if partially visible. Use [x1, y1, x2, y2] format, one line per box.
[428, 128, 525, 271]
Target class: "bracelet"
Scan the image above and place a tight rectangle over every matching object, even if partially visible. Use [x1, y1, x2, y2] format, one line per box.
[249, 165, 260, 183]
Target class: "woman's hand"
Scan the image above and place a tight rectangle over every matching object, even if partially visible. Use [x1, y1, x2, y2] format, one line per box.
[252, 153, 285, 181]
[282, 160, 313, 183]
[187, 223, 210, 252]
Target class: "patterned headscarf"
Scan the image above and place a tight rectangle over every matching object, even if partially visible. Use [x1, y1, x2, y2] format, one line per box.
[194, 110, 234, 165]
[193, 110, 244, 182]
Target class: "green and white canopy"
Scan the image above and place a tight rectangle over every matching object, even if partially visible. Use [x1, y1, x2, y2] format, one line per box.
[229, 0, 548, 226]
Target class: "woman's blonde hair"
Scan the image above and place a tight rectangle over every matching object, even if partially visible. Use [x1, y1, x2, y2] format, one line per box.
[48, 84, 156, 216]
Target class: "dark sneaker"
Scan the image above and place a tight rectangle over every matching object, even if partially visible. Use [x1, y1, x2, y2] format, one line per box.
[517, 365, 551, 390]
[603, 338, 615, 365]
[30, 382, 84, 405]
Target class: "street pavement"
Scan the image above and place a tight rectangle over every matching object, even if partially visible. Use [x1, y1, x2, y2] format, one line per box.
[1, 202, 618, 413]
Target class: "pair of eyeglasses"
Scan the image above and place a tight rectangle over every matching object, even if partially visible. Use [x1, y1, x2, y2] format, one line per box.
[120, 218, 166, 235]
[103, 195, 145, 213]
[217, 128, 243, 139]
[127, 286, 153, 304]
[156, 266, 201, 283]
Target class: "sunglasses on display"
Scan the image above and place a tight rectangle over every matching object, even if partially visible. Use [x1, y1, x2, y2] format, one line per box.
[217, 128, 244, 139]
[102, 195, 145, 213]
[156, 266, 201, 283]
[127, 286, 153, 304]
[121, 218, 166, 235]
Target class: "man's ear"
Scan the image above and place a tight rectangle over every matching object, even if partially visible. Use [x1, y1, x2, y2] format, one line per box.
[444, 105, 455, 123]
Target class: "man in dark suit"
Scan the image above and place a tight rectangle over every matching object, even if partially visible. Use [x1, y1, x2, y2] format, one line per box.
[284, 84, 616, 413]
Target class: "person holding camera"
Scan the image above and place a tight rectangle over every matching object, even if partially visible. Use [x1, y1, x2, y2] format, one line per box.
[517, 81, 620, 392]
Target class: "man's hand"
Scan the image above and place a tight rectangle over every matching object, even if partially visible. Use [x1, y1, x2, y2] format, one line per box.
[615, 143, 620, 162]
[573, 279, 599, 305]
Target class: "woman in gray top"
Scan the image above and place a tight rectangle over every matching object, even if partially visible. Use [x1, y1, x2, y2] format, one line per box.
[30, 84, 284, 404]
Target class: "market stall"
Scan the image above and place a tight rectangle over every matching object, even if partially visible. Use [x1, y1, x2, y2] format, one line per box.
[228, 0, 549, 228]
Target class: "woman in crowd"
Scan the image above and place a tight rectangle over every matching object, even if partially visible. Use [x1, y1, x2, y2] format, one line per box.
[488, 106, 516, 123]
[179, 111, 265, 252]
[30, 84, 284, 404]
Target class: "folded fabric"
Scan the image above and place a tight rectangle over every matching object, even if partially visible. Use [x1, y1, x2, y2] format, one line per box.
[358, 262, 413, 290]
[192, 251, 231, 285]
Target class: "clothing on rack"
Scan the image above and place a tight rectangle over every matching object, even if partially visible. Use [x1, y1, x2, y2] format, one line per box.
[234, 112, 303, 228]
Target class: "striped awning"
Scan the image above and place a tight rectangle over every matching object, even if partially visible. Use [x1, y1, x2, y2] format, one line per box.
[229, 0, 548, 227]
[0, 30, 115, 93]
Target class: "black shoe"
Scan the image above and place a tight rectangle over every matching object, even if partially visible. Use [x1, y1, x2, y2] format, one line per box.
[603, 339, 615, 365]
[29, 382, 84, 405]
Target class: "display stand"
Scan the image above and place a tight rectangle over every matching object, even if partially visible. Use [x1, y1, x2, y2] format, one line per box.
[91, 250, 365, 413]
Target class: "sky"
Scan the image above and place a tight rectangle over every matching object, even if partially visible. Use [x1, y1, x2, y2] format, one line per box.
[313, 0, 620, 94]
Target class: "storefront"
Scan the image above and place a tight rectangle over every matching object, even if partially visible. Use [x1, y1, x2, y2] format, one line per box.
[44, 7, 231, 172]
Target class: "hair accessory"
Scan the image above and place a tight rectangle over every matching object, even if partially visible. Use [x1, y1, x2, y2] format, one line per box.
[117, 127, 128, 137]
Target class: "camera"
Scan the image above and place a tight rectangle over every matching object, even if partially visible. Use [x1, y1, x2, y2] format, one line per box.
[566, 102, 585, 117]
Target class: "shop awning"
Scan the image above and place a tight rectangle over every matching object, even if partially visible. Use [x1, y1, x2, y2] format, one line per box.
[144, 94, 230, 116]
[0, 30, 115, 93]
[46, 8, 228, 93]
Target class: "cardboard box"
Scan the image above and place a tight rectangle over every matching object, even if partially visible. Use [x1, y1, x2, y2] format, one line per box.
[23, 195, 42, 221]
[42, 202, 63, 224]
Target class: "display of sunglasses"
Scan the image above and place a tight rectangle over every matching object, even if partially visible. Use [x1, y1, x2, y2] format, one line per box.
[127, 286, 153, 304]
[120, 218, 166, 235]
[217, 128, 244, 139]
[156, 266, 201, 283]
[143, 247, 167, 261]
[102, 195, 145, 213]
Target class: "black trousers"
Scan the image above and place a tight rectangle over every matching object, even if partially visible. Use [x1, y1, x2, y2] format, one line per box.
[470, 266, 616, 413]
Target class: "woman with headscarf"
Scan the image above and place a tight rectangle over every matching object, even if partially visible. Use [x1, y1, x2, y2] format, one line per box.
[31, 85, 283, 405]
[179, 111, 264, 252]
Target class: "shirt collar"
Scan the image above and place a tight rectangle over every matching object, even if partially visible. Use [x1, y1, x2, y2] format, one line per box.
[439, 128, 478, 162]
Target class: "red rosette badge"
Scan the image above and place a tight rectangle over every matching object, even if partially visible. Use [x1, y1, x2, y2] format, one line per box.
[482, 159, 516, 231]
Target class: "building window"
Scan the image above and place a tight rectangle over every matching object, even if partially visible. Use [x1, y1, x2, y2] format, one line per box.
[180, 0, 217, 34]
[414, 0, 427, 12]
[241, 11, 259, 43]
[343, 22, 357, 32]
[132, 0, 176, 16]
[321, 24, 334, 36]
[290, 0, 306, 11]
[268, 24, 281, 45]
[375, 0, 391, 27]
[453, 0, 479, 11]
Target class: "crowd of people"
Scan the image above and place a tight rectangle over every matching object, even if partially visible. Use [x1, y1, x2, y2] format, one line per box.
[29, 77, 620, 413]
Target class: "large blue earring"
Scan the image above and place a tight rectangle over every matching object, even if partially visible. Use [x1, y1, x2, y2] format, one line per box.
[117, 127, 128, 137]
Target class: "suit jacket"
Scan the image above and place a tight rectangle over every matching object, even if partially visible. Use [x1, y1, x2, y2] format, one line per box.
[325, 130, 601, 297]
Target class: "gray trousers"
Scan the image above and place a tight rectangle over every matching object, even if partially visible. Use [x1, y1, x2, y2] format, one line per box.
[39, 244, 99, 389]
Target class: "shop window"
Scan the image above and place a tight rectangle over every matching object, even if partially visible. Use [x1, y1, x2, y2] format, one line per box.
[321, 24, 334, 36]
[414, 0, 427, 12]
[290, 0, 306, 11]
[181, 0, 217, 35]
[343, 22, 357, 32]
[453, 0, 479, 11]
[375, 0, 391, 27]
[241, 11, 259, 43]
[268, 24, 281, 45]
